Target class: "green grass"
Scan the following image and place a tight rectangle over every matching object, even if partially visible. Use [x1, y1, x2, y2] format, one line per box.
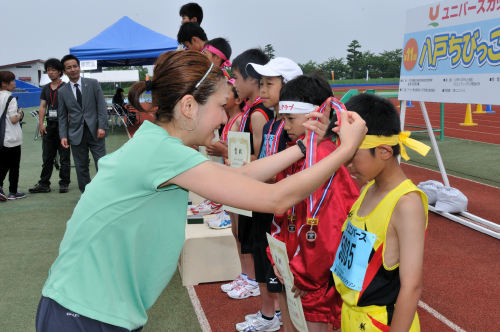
[0, 109, 201, 332]
[404, 133, 500, 188]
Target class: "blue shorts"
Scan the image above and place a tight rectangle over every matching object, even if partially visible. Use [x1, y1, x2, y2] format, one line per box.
[36, 296, 143, 332]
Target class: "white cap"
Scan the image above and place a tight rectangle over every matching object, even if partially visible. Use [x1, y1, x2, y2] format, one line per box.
[434, 187, 468, 213]
[246, 57, 303, 83]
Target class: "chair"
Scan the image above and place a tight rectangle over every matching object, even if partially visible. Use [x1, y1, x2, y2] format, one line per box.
[112, 102, 138, 127]
[31, 110, 41, 140]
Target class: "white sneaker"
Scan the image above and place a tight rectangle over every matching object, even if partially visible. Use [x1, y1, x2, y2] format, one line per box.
[188, 199, 209, 213]
[245, 311, 262, 321]
[221, 274, 245, 293]
[236, 315, 280, 332]
[208, 211, 231, 229]
[190, 200, 223, 215]
[227, 280, 260, 299]
[245, 311, 282, 326]
[276, 311, 282, 326]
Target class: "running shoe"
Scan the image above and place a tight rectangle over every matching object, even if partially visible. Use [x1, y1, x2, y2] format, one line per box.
[221, 274, 245, 293]
[8, 191, 26, 200]
[0, 187, 6, 201]
[235, 315, 280, 332]
[245, 311, 262, 321]
[190, 200, 223, 215]
[29, 183, 51, 193]
[227, 281, 260, 299]
[188, 199, 209, 213]
[208, 211, 231, 229]
[276, 311, 282, 326]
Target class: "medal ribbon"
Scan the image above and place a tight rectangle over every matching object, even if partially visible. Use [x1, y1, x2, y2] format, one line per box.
[265, 119, 285, 157]
[286, 160, 306, 221]
[238, 96, 261, 132]
[305, 97, 346, 222]
[221, 112, 243, 141]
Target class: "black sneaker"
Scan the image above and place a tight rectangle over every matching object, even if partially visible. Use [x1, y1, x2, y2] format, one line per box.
[0, 187, 6, 201]
[29, 183, 51, 193]
[59, 185, 69, 193]
[8, 191, 27, 200]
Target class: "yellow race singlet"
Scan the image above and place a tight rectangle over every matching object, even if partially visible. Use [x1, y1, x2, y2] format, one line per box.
[332, 179, 428, 332]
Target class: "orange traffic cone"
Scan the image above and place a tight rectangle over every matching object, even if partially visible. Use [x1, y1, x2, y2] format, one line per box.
[460, 104, 478, 126]
[474, 104, 486, 114]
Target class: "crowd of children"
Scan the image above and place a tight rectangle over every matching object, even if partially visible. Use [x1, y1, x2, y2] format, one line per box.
[178, 3, 429, 332]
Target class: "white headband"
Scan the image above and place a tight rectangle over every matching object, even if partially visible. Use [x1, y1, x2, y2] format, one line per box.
[278, 101, 317, 114]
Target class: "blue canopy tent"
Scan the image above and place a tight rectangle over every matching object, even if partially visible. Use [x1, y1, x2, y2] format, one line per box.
[70, 16, 178, 67]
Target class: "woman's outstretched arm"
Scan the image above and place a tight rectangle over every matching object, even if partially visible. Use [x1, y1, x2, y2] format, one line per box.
[167, 111, 366, 214]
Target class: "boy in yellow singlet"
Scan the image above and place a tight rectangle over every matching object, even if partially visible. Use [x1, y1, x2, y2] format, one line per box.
[326, 93, 431, 332]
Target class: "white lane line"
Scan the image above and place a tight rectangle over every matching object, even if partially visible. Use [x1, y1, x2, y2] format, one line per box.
[187, 285, 212, 332]
[419, 301, 467, 332]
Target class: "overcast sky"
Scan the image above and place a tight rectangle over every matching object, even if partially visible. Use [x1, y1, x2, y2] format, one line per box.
[2, 0, 437, 68]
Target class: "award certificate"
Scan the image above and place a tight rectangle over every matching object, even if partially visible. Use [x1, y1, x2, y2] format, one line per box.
[223, 132, 252, 217]
[266, 233, 309, 332]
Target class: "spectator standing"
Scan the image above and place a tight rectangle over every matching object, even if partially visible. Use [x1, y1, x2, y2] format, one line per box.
[58, 55, 108, 193]
[0, 71, 25, 201]
[29, 58, 71, 194]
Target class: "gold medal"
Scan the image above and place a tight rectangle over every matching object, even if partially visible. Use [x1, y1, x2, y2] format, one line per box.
[288, 224, 296, 233]
[288, 214, 296, 233]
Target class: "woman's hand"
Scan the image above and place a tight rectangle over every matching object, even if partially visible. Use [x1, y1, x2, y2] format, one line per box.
[302, 97, 332, 146]
[334, 111, 367, 152]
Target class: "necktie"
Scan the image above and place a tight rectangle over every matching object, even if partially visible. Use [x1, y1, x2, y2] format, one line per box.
[74, 83, 82, 108]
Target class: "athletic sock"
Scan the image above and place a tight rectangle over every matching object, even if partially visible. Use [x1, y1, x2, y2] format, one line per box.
[261, 313, 274, 321]
[247, 278, 258, 287]
[241, 273, 248, 280]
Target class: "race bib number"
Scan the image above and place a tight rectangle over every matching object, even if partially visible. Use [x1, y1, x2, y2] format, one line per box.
[331, 221, 377, 291]
[48, 109, 57, 118]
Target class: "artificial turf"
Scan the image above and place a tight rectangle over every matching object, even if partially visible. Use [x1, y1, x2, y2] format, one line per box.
[0, 108, 201, 332]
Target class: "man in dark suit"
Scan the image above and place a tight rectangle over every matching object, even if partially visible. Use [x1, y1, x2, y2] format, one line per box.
[58, 55, 108, 193]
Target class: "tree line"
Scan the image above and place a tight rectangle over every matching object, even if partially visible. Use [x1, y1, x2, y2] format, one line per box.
[265, 40, 402, 81]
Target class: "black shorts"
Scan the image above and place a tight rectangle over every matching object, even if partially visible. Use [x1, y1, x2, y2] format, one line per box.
[238, 214, 254, 254]
[36, 296, 143, 332]
[253, 212, 284, 293]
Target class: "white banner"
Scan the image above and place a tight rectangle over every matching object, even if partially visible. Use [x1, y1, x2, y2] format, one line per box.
[398, 0, 500, 105]
[80, 60, 98, 70]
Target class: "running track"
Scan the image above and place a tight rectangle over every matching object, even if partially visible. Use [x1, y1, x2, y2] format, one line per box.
[125, 104, 500, 331]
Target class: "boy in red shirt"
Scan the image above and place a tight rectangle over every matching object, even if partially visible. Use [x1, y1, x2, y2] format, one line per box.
[270, 75, 360, 331]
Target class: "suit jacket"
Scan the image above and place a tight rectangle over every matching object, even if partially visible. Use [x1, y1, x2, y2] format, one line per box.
[58, 77, 109, 145]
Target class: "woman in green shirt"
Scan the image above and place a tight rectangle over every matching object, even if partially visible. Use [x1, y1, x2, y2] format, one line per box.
[37, 51, 367, 332]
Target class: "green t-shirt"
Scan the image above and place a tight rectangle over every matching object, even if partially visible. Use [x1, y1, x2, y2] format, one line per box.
[42, 121, 207, 330]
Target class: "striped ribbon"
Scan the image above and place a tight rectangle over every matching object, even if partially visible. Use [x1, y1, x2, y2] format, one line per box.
[265, 119, 285, 157]
[238, 96, 261, 132]
[221, 113, 243, 141]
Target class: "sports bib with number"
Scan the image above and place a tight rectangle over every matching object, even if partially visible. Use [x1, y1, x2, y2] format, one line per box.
[331, 220, 377, 291]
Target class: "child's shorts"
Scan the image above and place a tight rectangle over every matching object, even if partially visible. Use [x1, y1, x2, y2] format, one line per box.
[238, 215, 254, 254]
[340, 303, 420, 332]
[252, 212, 283, 293]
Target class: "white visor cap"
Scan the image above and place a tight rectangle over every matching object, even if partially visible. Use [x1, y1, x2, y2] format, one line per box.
[246, 57, 303, 83]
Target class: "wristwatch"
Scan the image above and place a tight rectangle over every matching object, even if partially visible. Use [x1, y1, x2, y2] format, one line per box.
[296, 139, 307, 157]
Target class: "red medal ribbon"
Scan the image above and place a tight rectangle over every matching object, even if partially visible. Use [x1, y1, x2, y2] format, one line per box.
[221, 112, 243, 141]
[305, 97, 346, 222]
[238, 96, 261, 132]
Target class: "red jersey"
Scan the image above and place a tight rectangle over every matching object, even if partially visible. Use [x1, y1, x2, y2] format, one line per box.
[267, 137, 360, 326]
